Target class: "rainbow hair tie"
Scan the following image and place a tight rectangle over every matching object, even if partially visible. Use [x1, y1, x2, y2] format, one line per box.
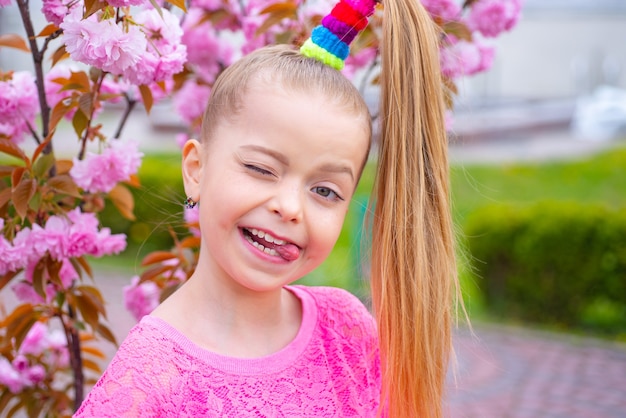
[300, 0, 379, 70]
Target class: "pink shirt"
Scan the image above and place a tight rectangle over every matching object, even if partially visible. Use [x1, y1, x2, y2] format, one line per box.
[75, 285, 381, 417]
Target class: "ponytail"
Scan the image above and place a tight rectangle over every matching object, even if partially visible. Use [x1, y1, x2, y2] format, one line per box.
[371, 0, 455, 416]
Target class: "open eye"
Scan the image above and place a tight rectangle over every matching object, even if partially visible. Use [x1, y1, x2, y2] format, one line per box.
[312, 186, 344, 202]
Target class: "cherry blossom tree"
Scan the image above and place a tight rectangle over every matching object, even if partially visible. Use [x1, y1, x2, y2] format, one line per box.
[0, 0, 522, 415]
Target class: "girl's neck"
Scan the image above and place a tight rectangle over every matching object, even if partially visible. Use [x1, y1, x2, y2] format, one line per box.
[152, 271, 303, 358]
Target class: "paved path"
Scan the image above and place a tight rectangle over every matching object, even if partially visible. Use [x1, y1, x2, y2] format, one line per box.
[448, 325, 626, 417]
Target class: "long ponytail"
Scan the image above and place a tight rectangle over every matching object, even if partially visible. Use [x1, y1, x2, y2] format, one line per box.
[371, 0, 455, 416]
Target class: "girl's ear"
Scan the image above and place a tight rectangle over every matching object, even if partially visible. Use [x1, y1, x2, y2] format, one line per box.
[182, 139, 203, 203]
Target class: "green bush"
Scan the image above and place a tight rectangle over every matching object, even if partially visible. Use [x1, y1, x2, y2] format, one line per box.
[99, 154, 186, 262]
[465, 201, 626, 335]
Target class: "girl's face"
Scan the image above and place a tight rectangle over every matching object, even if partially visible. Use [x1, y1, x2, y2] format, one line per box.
[184, 82, 370, 294]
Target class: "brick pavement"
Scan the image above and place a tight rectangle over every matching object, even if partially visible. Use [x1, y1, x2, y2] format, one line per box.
[447, 325, 626, 418]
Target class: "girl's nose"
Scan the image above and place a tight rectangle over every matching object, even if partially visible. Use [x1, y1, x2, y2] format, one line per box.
[269, 182, 304, 223]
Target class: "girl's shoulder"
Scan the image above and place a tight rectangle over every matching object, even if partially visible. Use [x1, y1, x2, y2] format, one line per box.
[289, 285, 377, 339]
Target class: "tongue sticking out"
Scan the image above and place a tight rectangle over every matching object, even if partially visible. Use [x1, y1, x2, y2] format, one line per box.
[276, 244, 300, 261]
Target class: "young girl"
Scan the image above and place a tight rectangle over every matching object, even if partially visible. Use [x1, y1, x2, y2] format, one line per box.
[76, 0, 456, 415]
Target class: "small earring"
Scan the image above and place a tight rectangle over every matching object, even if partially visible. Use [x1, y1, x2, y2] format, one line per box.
[184, 197, 197, 209]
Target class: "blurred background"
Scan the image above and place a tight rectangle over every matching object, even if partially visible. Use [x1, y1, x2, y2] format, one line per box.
[2, 1, 626, 416]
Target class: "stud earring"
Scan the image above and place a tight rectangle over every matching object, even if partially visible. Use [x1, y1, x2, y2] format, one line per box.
[184, 197, 197, 209]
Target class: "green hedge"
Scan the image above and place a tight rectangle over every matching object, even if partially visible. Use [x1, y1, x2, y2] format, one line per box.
[99, 154, 186, 262]
[465, 201, 626, 335]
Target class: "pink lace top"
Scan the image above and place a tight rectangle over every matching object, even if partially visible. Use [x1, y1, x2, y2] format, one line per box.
[75, 285, 381, 417]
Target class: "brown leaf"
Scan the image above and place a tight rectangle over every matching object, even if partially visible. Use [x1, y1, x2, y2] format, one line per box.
[443, 21, 472, 42]
[84, 0, 107, 17]
[108, 183, 136, 221]
[141, 251, 177, 267]
[75, 293, 100, 329]
[256, 8, 297, 36]
[48, 174, 81, 198]
[0, 187, 12, 209]
[72, 104, 89, 137]
[51, 44, 69, 67]
[0, 34, 30, 52]
[0, 138, 29, 164]
[165, 0, 186, 12]
[10, 166, 25, 188]
[138, 85, 154, 114]
[77, 285, 105, 315]
[259, 1, 297, 15]
[37, 23, 59, 37]
[78, 92, 94, 116]
[12, 179, 37, 219]
[0, 270, 19, 293]
[81, 345, 106, 359]
[139, 264, 172, 283]
[180, 236, 201, 249]
[95, 322, 117, 345]
[31, 136, 53, 163]
[160, 282, 181, 303]
[49, 100, 74, 133]
[75, 256, 93, 279]
[82, 357, 102, 374]
[55, 159, 73, 175]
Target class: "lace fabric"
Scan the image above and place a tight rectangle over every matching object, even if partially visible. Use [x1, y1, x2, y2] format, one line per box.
[74, 285, 381, 417]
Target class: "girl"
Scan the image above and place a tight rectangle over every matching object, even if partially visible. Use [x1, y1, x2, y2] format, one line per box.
[76, 0, 456, 415]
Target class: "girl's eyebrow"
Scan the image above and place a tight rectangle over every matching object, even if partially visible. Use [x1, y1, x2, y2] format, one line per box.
[318, 163, 354, 181]
[240, 144, 289, 165]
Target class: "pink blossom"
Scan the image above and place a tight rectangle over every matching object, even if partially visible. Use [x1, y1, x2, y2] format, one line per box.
[184, 206, 200, 237]
[70, 140, 143, 193]
[182, 9, 234, 83]
[342, 47, 377, 80]
[175, 132, 189, 149]
[420, 0, 461, 21]
[0, 358, 27, 394]
[440, 39, 495, 78]
[61, 10, 146, 76]
[0, 0, 12, 7]
[173, 80, 211, 125]
[26, 364, 46, 384]
[0, 71, 39, 144]
[92, 227, 127, 256]
[106, 0, 146, 6]
[124, 276, 160, 321]
[20, 322, 49, 356]
[41, 0, 77, 26]
[122, 9, 187, 85]
[466, 0, 522, 38]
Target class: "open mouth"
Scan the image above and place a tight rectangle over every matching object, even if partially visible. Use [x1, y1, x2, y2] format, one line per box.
[242, 228, 300, 261]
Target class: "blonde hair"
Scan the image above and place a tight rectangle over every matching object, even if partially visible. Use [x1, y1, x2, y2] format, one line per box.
[200, 3, 455, 413]
[372, 0, 454, 416]
[201, 45, 371, 146]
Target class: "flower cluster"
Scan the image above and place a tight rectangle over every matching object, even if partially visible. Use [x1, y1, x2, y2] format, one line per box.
[70, 140, 143, 193]
[0, 71, 39, 144]
[425, 0, 523, 78]
[123, 276, 161, 321]
[0, 322, 68, 394]
[0, 209, 127, 277]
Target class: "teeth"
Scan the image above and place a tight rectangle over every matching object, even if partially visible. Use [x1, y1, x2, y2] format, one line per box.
[249, 228, 286, 245]
[244, 231, 279, 256]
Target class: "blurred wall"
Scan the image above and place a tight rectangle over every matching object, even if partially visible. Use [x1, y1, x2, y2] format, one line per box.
[461, 1, 626, 101]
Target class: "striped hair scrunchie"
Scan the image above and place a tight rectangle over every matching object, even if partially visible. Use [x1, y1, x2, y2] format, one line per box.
[300, 0, 379, 70]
